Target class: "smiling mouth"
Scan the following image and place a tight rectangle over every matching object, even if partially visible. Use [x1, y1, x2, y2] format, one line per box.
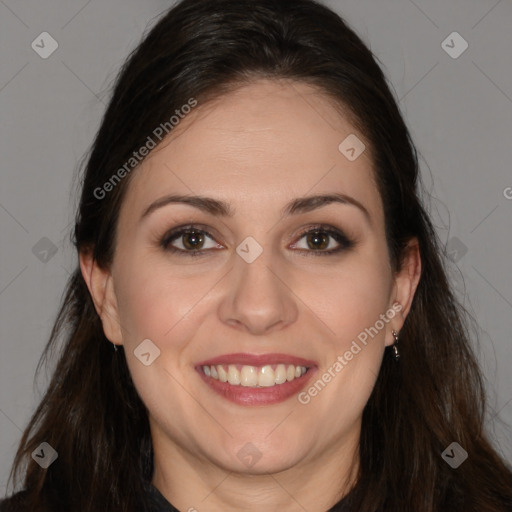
[195, 353, 317, 405]
[201, 363, 309, 388]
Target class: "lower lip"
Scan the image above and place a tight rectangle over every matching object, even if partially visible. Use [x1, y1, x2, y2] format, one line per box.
[196, 367, 317, 406]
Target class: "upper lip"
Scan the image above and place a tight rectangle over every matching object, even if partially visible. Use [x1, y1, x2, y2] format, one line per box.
[196, 353, 317, 368]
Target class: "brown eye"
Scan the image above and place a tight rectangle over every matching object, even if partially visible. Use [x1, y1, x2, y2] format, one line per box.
[181, 230, 205, 250]
[161, 226, 220, 255]
[291, 225, 355, 256]
[305, 231, 330, 250]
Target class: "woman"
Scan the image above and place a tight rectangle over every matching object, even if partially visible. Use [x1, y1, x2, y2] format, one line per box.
[1, 0, 511, 510]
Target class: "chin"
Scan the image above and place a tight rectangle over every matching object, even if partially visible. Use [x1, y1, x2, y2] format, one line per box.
[209, 435, 307, 475]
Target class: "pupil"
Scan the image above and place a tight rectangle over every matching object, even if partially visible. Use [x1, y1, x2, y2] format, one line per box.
[308, 231, 328, 250]
[184, 231, 203, 250]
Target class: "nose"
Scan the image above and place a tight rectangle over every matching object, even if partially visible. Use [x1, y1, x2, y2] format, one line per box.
[217, 246, 299, 335]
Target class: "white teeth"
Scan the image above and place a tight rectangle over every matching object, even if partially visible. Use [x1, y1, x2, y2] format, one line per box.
[217, 365, 228, 382]
[202, 363, 308, 387]
[275, 364, 287, 384]
[258, 365, 275, 387]
[227, 364, 241, 385]
[240, 366, 258, 387]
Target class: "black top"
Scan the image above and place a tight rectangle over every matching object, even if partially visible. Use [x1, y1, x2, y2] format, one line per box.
[0, 482, 353, 511]
[146, 483, 180, 511]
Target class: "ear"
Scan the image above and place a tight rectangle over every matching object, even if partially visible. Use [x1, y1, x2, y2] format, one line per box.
[79, 249, 123, 347]
[385, 237, 422, 347]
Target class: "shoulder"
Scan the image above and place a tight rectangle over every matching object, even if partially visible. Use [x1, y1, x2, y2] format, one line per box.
[0, 490, 29, 512]
[0, 490, 68, 512]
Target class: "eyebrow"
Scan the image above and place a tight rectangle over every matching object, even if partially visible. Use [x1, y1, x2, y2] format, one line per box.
[140, 192, 371, 224]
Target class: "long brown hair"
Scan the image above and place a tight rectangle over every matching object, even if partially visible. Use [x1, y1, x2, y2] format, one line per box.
[3, 0, 511, 510]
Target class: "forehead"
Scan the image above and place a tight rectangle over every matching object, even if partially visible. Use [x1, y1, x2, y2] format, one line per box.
[122, 79, 382, 224]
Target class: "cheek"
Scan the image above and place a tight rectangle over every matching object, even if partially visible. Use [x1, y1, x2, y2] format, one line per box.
[114, 261, 212, 419]
[113, 256, 220, 353]
[296, 251, 392, 408]
[297, 257, 392, 418]
[293, 251, 392, 338]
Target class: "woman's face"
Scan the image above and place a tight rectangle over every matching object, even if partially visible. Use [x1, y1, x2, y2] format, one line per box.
[83, 79, 419, 478]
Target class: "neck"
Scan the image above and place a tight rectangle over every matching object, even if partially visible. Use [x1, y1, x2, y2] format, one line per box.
[151, 423, 360, 512]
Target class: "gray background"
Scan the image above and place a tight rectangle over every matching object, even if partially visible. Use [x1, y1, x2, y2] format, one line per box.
[1, 0, 511, 495]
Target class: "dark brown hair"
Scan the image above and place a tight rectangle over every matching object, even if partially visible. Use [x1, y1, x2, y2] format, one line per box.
[2, 0, 511, 510]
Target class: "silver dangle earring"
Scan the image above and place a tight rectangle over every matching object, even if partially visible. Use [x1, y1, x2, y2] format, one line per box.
[112, 342, 118, 352]
[391, 329, 400, 362]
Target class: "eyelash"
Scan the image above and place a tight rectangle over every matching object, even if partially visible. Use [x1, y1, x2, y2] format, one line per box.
[159, 223, 355, 257]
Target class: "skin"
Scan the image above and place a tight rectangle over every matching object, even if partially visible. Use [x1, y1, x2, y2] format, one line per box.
[81, 79, 421, 512]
